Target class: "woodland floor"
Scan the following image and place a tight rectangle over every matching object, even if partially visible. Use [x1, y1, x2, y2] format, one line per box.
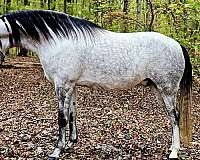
[0, 57, 200, 160]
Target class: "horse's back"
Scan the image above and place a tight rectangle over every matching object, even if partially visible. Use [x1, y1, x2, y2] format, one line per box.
[78, 31, 185, 89]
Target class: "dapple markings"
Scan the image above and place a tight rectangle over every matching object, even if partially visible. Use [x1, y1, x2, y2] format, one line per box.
[0, 10, 192, 159]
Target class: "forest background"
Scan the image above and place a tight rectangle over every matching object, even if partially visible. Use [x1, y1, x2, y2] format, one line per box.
[0, 0, 199, 74]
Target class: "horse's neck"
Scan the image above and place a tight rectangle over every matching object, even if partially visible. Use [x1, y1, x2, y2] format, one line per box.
[19, 36, 61, 54]
[19, 36, 86, 57]
[19, 38, 41, 53]
[19, 30, 107, 59]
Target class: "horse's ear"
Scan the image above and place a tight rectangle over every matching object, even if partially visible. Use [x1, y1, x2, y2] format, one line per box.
[0, 19, 9, 38]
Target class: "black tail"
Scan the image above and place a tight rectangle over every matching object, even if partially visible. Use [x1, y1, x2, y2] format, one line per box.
[179, 45, 192, 145]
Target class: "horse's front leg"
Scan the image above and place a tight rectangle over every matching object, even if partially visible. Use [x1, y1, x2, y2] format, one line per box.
[49, 85, 74, 160]
[66, 89, 78, 149]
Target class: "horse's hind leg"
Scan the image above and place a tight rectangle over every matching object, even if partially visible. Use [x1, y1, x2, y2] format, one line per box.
[151, 85, 180, 159]
[162, 94, 180, 159]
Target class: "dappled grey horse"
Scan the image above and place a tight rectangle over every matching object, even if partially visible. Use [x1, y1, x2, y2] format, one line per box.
[0, 10, 192, 159]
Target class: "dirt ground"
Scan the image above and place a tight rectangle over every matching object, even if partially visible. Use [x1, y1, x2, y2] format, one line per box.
[0, 57, 200, 160]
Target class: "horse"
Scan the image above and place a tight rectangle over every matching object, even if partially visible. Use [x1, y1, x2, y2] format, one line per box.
[0, 10, 192, 159]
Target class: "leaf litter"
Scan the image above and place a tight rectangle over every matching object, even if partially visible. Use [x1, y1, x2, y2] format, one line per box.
[0, 57, 200, 160]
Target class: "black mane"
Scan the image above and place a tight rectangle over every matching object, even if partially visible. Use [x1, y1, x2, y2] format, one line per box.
[2, 10, 103, 44]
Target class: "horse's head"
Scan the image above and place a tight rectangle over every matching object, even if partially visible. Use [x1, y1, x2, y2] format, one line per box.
[0, 16, 12, 65]
[0, 16, 12, 50]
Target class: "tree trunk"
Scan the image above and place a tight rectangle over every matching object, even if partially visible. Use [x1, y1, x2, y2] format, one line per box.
[18, 48, 29, 57]
[146, 0, 154, 31]
[123, 0, 129, 13]
[122, 0, 129, 32]
[135, 0, 142, 30]
[183, 0, 187, 38]
[40, 0, 43, 7]
[0, 52, 5, 65]
[48, 0, 51, 9]
[24, 0, 28, 5]
[6, 0, 11, 12]
[63, 0, 67, 13]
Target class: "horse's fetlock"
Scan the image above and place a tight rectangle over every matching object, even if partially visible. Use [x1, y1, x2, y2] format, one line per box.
[70, 138, 77, 144]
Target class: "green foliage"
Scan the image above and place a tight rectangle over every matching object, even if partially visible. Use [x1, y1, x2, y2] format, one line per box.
[0, 0, 199, 73]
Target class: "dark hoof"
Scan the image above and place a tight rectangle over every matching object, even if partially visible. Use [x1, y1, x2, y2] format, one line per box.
[48, 156, 59, 160]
